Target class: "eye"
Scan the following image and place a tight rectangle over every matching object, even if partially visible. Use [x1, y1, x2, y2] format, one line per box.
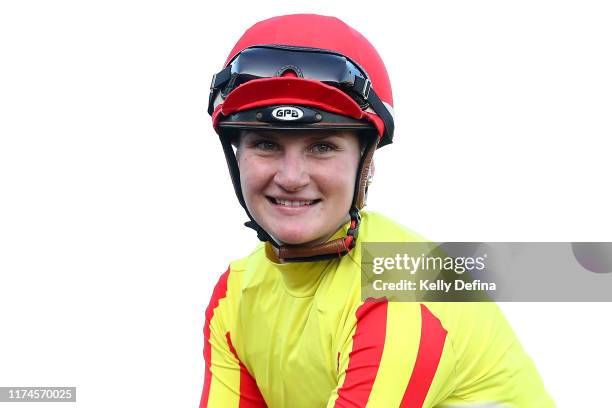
[311, 143, 337, 154]
[254, 140, 279, 151]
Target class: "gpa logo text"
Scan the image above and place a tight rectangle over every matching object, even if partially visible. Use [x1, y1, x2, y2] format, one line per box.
[272, 106, 304, 121]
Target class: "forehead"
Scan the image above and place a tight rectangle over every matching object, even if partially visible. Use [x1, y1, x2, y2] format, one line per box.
[239, 129, 360, 142]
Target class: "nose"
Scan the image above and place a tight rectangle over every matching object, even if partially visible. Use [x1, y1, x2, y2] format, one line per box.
[273, 149, 310, 191]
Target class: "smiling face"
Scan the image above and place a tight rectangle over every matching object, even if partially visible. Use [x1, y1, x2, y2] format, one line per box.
[236, 129, 362, 246]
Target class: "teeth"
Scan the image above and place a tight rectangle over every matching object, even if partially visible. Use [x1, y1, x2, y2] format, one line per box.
[275, 199, 314, 206]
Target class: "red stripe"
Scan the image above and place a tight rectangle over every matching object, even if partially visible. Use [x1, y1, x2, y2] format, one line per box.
[226, 333, 268, 407]
[399, 304, 447, 408]
[334, 299, 388, 408]
[343, 236, 354, 250]
[200, 268, 230, 408]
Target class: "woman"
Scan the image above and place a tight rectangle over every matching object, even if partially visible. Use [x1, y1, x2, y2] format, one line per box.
[201, 14, 554, 407]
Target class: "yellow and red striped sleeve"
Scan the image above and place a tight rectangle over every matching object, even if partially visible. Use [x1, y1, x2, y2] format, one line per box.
[199, 268, 267, 408]
[327, 301, 456, 408]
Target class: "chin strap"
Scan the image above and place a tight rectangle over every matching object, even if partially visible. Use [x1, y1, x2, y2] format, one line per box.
[244, 219, 276, 244]
[247, 207, 361, 263]
[220, 129, 377, 263]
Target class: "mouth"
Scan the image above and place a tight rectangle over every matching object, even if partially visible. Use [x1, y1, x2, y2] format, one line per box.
[266, 196, 322, 207]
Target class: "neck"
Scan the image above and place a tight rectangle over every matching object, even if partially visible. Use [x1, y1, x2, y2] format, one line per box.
[271, 214, 351, 263]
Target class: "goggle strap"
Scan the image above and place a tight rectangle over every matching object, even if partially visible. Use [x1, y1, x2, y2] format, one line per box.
[366, 88, 394, 146]
[211, 66, 232, 90]
[208, 66, 233, 115]
[352, 76, 372, 99]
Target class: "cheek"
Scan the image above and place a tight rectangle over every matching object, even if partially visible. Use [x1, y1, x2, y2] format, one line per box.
[317, 158, 359, 202]
[239, 156, 271, 197]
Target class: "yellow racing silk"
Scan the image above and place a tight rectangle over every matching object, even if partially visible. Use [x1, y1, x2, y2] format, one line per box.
[199, 212, 555, 407]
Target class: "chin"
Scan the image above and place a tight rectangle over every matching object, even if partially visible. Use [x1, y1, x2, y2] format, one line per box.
[271, 224, 321, 246]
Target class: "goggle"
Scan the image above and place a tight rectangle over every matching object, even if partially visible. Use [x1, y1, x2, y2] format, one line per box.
[208, 45, 394, 147]
[208, 45, 372, 112]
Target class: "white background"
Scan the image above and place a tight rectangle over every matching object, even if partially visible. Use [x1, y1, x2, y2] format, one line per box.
[1, 0, 611, 407]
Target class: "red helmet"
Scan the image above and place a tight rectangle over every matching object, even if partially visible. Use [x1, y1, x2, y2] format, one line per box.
[208, 14, 395, 262]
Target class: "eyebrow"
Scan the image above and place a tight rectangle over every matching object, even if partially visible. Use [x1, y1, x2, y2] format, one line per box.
[244, 131, 347, 141]
[306, 133, 346, 141]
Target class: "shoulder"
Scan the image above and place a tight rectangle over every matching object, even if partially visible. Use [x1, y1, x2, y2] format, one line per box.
[207, 243, 267, 306]
[385, 301, 518, 360]
[360, 211, 426, 242]
[424, 302, 554, 405]
[422, 302, 527, 383]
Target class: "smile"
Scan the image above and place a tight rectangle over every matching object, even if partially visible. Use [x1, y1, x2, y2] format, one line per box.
[267, 197, 322, 207]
